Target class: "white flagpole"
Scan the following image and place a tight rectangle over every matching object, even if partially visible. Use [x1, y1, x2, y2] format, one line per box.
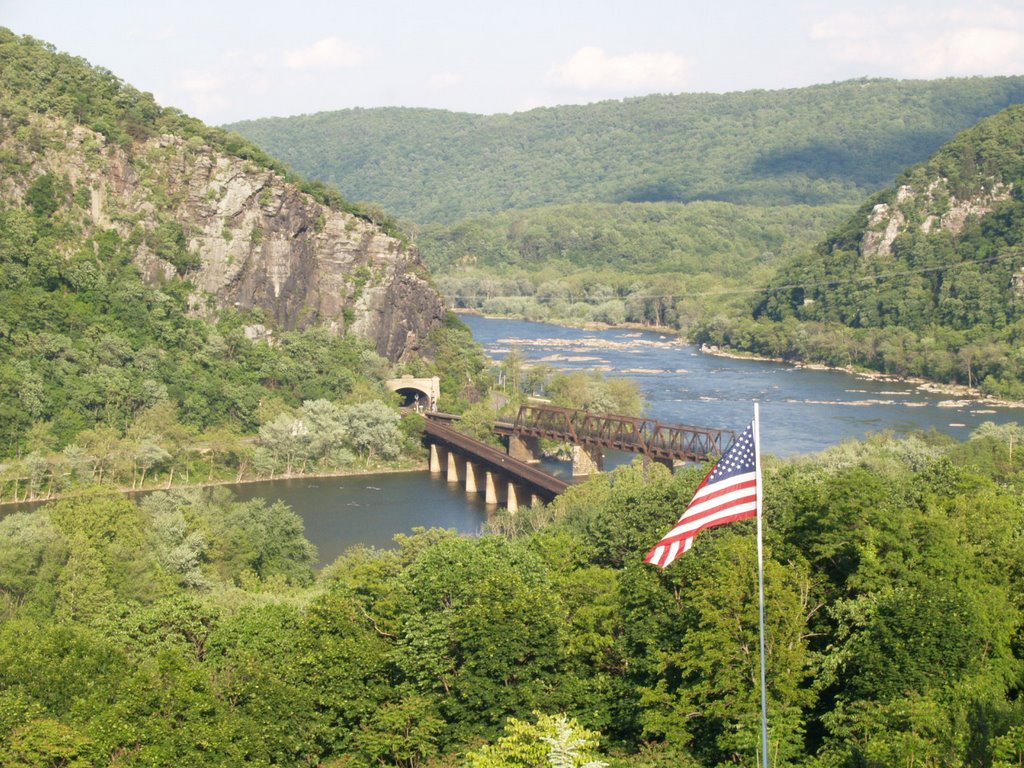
[753, 402, 770, 768]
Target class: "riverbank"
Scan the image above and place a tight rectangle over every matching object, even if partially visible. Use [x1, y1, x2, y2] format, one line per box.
[699, 344, 1024, 410]
[457, 309, 1024, 411]
[0, 461, 429, 510]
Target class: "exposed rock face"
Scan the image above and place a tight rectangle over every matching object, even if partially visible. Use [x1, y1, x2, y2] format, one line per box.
[3, 116, 445, 361]
[861, 177, 1013, 259]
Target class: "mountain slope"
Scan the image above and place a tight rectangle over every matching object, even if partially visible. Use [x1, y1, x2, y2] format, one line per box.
[760, 105, 1024, 331]
[226, 78, 1024, 224]
[699, 105, 1024, 397]
[0, 28, 443, 361]
[0, 28, 447, 457]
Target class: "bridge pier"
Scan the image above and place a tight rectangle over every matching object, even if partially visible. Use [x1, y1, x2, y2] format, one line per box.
[572, 444, 604, 477]
[429, 444, 445, 474]
[465, 460, 480, 495]
[446, 452, 465, 484]
[506, 482, 522, 513]
[508, 435, 541, 463]
[485, 471, 502, 505]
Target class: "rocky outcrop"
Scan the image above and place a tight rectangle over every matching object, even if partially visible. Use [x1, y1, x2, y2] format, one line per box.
[2, 115, 445, 361]
[861, 177, 1013, 259]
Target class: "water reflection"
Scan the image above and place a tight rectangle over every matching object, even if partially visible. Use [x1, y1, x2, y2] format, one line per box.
[229, 472, 490, 567]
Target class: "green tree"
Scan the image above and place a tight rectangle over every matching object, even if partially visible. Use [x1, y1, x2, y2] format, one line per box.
[0, 717, 96, 768]
[466, 712, 607, 768]
[638, 534, 813, 767]
[185, 489, 318, 586]
[0, 512, 68, 619]
[339, 400, 403, 465]
[353, 693, 445, 768]
[395, 536, 570, 741]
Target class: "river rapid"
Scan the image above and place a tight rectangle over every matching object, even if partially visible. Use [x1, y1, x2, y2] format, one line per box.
[460, 315, 1024, 455]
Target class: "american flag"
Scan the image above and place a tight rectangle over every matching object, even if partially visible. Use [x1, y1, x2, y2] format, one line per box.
[644, 421, 759, 568]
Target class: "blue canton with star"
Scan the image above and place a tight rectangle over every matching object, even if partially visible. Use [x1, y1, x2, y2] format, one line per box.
[708, 423, 757, 482]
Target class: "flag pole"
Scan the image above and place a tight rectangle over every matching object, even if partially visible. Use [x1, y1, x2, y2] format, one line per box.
[753, 402, 769, 768]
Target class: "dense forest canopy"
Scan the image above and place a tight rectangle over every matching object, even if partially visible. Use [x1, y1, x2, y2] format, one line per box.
[1, 427, 1023, 766]
[226, 77, 1024, 224]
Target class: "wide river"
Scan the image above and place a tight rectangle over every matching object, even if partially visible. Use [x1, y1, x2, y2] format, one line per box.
[12, 316, 1024, 567]
[460, 315, 1024, 455]
[245, 315, 1024, 566]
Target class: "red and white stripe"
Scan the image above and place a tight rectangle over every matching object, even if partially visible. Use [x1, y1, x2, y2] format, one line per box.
[644, 469, 758, 568]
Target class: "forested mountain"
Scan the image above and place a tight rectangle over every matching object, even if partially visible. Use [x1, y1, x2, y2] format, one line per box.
[227, 78, 1024, 333]
[226, 77, 1024, 224]
[698, 104, 1024, 399]
[418, 201, 851, 326]
[0, 29, 481, 489]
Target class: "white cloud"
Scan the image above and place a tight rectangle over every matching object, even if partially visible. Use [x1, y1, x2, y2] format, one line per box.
[285, 36, 365, 71]
[809, 3, 1024, 78]
[547, 46, 690, 93]
[915, 26, 1024, 76]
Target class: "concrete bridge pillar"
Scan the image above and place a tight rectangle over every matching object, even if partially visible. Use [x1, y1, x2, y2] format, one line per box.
[446, 452, 465, 484]
[465, 460, 480, 495]
[508, 435, 541, 463]
[572, 444, 604, 477]
[485, 471, 502, 505]
[429, 444, 446, 474]
[506, 482, 521, 513]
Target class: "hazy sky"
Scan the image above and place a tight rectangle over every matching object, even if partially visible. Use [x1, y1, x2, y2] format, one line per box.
[4, 0, 1024, 125]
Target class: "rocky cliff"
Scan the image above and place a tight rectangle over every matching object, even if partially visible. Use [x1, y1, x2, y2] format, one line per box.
[0, 113, 444, 362]
[861, 178, 1014, 259]
[757, 103, 1024, 331]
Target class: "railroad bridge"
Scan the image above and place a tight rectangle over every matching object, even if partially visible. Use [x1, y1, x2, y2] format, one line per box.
[423, 404, 734, 510]
[500, 403, 735, 475]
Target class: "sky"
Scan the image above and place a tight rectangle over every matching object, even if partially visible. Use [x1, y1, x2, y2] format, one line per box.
[4, 0, 1024, 125]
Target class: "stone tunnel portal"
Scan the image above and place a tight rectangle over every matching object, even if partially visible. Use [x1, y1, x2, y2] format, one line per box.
[386, 375, 440, 412]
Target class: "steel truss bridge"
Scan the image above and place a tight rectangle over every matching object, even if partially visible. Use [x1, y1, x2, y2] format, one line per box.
[421, 404, 734, 510]
[503, 403, 735, 464]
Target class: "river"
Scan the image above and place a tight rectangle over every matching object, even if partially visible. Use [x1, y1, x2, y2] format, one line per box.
[459, 315, 1024, 455]
[247, 315, 1024, 565]
[9, 316, 1024, 567]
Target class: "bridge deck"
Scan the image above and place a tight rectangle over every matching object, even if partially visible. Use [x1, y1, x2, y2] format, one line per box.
[423, 418, 569, 499]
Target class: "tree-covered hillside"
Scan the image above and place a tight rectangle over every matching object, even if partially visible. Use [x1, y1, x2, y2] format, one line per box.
[1, 427, 1023, 766]
[698, 104, 1024, 399]
[0, 29, 489, 492]
[227, 77, 1024, 341]
[227, 78, 1024, 224]
[0, 28, 399, 230]
[419, 201, 850, 326]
